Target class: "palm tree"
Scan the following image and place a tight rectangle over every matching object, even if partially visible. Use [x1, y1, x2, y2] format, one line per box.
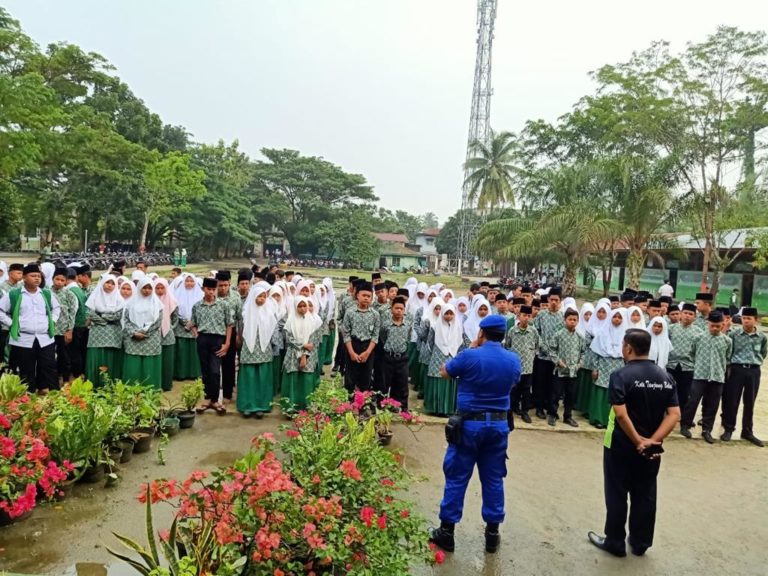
[463, 130, 518, 210]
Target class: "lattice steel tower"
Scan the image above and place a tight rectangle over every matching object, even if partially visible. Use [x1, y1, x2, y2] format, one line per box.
[457, 0, 496, 275]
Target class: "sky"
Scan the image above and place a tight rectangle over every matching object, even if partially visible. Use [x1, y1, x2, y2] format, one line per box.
[6, 0, 768, 223]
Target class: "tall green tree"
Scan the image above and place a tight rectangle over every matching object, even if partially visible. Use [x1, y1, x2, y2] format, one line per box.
[463, 130, 519, 209]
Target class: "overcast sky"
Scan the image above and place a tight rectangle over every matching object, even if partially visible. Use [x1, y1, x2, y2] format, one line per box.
[6, 0, 768, 223]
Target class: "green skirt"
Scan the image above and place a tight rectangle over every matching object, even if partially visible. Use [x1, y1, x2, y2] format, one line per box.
[322, 333, 334, 366]
[407, 342, 419, 383]
[423, 375, 457, 416]
[575, 368, 593, 415]
[237, 362, 274, 414]
[414, 362, 427, 392]
[174, 337, 201, 380]
[161, 344, 175, 391]
[85, 347, 123, 386]
[272, 354, 283, 396]
[588, 385, 610, 427]
[281, 371, 316, 411]
[122, 353, 162, 389]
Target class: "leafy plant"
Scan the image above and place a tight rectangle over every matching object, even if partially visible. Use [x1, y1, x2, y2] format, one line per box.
[179, 379, 203, 412]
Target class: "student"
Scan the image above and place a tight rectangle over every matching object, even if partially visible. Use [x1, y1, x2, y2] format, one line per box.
[408, 283, 430, 390]
[667, 303, 702, 417]
[170, 267, 182, 281]
[647, 300, 662, 320]
[0, 263, 60, 392]
[626, 306, 645, 329]
[530, 298, 541, 319]
[121, 278, 163, 389]
[693, 292, 713, 329]
[589, 308, 627, 429]
[51, 267, 77, 385]
[332, 276, 358, 375]
[67, 264, 91, 379]
[216, 271, 241, 404]
[155, 279, 179, 392]
[658, 296, 673, 316]
[84, 274, 125, 385]
[666, 303, 680, 325]
[574, 302, 595, 415]
[463, 296, 491, 344]
[269, 284, 288, 396]
[720, 307, 766, 446]
[504, 304, 538, 423]
[119, 278, 134, 300]
[190, 277, 234, 413]
[0, 263, 23, 293]
[237, 286, 279, 418]
[379, 296, 412, 409]
[416, 293, 442, 397]
[549, 308, 584, 427]
[173, 274, 203, 380]
[342, 281, 380, 393]
[424, 303, 465, 416]
[608, 295, 620, 310]
[281, 296, 323, 411]
[532, 288, 563, 420]
[321, 278, 336, 367]
[647, 317, 672, 371]
[680, 310, 731, 443]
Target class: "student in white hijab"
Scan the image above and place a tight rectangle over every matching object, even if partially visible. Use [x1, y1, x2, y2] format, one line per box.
[83, 273, 125, 384]
[0, 260, 7, 283]
[154, 278, 179, 391]
[588, 308, 627, 428]
[41, 262, 55, 288]
[268, 284, 288, 394]
[237, 285, 279, 417]
[424, 303, 465, 416]
[131, 269, 146, 284]
[574, 302, 596, 415]
[626, 305, 646, 329]
[281, 296, 323, 411]
[463, 296, 490, 342]
[562, 296, 578, 313]
[416, 295, 443, 394]
[121, 277, 164, 389]
[647, 316, 673, 370]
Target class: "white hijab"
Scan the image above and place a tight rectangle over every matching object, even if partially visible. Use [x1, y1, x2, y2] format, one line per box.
[41, 262, 55, 288]
[284, 296, 322, 346]
[586, 302, 611, 338]
[464, 296, 490, 341]
[576, 303, 594, 338]
[423, 297, 444, 328]
[242, 286, 279, 353]
[408, 282, 429, 316]
[85, 274, 124, 313]
[562, 297, 577, 313]
[433, 303, 463, 357]
[591, 308, 627, 358]
[269, 285, 288, 320]
[174, 274, 203, 319]
[647, 317, 673, 370]
[0, 261, 7, 281]
[626, 306, 646, 329]
[131, 270, 146, 283]
[124, 278, 163, 330]
[322, 278, 336, 319]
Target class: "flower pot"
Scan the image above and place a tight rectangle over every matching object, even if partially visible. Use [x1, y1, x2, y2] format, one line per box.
[108, 445, 123, 467]
[118, 438, 135, 463]
[0, 508, 33, 527]
[55, 479, 77, 501]
[178, 410, 196, 429]
[378, 431, 394, 446]
[160, 416, 180, 437]
[130, 432, 153, 454]
[79, 463, 106, 484]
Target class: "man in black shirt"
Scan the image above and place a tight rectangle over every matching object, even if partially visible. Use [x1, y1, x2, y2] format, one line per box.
[588, 329, 680, 558]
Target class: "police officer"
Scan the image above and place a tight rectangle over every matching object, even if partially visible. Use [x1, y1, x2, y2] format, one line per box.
[430, 315, 522, 554]
[588, 329, 680, 557]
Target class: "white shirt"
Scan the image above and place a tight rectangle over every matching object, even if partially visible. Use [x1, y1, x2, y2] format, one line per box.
[658, 283, 674, 298]
[0, 286, 61, 348]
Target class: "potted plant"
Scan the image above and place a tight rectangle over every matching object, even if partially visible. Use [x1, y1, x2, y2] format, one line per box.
[178, 379, 203, 429]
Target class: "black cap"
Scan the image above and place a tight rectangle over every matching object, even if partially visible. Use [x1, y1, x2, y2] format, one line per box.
[608, 295, 619, 302]
[372, 272, 382, 281]
[237, 270, 253, 283]
[383, 280, 395, 290]
[681, 303, 696, 312]
[519, 305, 533, 314]
[620, 292, 635, 302]
[634, 295, 648, 304]
[22, 263, 41, 275]
[470, 283, 480, 292]
[638, 291, 652, 299]
[396, 288, 409, 297]
[202, 277, 218, 289]
[392, 296, 407, 307]
[532, 299, 541, 307]
[489, 284, 500, 289]
[512, 297, 525, 305]
[548, 286, 562, 296]
[742, 307, 758, 317]
[480, 281, 490, 287]
[648, 300, 662, 308]
[659, 296, 673, 304]
[53, 267, 68, 278]
[695, 292, 714, 302]
[715, 306, 731, 317]
[8, 263, 23, 272]
[707, 311, 724, 323]
[521, 286, 533, 294]
[375, 282, 387, 292]
[265, 272, 276, 285]
[540, 294, 549, 304]
[357, 281, 373, 293]
[215, 270, 231, 282]
[348, 275, 358, 283]
[75, 263, 91, 275]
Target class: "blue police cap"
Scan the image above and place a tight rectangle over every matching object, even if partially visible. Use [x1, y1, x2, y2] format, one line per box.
[479, 314, 507, 332]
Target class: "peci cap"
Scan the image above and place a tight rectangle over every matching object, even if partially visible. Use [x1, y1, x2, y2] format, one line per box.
[8, 263, 24, 272]
[371, 272, 382, 281]
[396, 288, 410, 297]
[215, 270, 232, 282]
[356, 281, 374, 293]
[237, 269, 253, 283]
[659, 296, 673, 304]
[532, 298, 541, 307]
[681, 303, 696, 312]
[695, 292, 714, 302]
[519, 305, 533, 314]
[540, 294, 549, 304]
[715, 306, 731, 317]
[608, 295, 619, 302]
[348, 275, 358, 283]
[512, 297, 526, 305]
[707, 311, 724, 323]
[548, 286, 562, 296]
[22, 263, 41, 275]
[202, 277, 218, 289]
[53, 267, 68, 278]
[620, 292, 635, 302]
[648, 300, 662, 308]
[742, 307, 758, 318]
[521, 286, 533, 294]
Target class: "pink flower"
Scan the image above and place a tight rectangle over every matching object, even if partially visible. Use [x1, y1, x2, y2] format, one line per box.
[360, 506, 375, 527]
[285, 429, 300, 439]
[0, 436, 16, 458]
[339, 459, 362, 481]
[434, 550, 446, 564]
[399, 411, 414, 422]
[0, 413, 11, 429]
[380, 397, 401, 408]
[377, 513, 387, 530]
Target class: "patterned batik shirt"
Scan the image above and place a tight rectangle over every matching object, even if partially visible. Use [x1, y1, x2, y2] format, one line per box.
[668, 323, 704, 372]
[122, 316, 162, 356]
[380, 315, 413, 355]
[161, 308, 179, 346]
[551, 329, 585, 378]
[87, 309, 123, 349]
[191, 298, 235, 336]
[504, 324, 539, 375]
[342, 307, 381, 344]
[729, 327, 768, 366]
[52, 287, 77, 336]
[283, 327, 322, 374]
[692, 332, 732, 383]
[239, 331, 274, 365]
[533, 309, 564, 361]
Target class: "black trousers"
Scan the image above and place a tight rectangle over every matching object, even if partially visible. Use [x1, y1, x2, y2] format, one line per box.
[9, 339, 58, 392]
[682, 379, 723, 432]
[532, 357, 554, 411]
[511, 373, 533, 413]
[55, 334, 71, 381]
[69, 327, 89, 378]
[333, 327, 347, 372]
[381, 352, 409, 410]
[549, 375, 576, 419]
[603, 445, 661, 551]
[721, 365, 760, 435]
[372, 342, 385, 395]
[344, 338, 374, 393]
[221, 326, 237, 400]
[668, 366, 693, 413]
[197, 333, 225, 401]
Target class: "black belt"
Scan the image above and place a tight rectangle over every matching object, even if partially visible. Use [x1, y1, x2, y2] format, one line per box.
[384, 350, 407, 360]
[734, 364, 760, 369]
[460, 411, 508, 421]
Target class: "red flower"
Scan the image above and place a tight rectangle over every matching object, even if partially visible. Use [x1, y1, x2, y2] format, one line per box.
[377, 513, 387, 530]
[285, 429, 300, 438]
[360, 506, 375, 527]
[400, 509, 410, 518]
[434, 549, 446, 564]
[0, 413, 11, 429]
[0, 436, 16, 458]
[339, 459, 362, 481]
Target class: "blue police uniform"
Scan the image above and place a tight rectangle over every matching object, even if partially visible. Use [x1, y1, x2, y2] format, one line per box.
[439, 315, 522, 526]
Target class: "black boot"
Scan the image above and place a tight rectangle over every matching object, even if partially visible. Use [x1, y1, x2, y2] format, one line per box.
[429, 521, 455, 552]
[485, 523, 500, 553]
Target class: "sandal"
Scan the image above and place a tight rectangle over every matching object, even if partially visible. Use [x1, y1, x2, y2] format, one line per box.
[214, 403, 227, 415]
[196, 402, 215, 414]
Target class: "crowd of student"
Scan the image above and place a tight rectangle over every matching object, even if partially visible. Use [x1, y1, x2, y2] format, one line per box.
[0, 260, 764, 446]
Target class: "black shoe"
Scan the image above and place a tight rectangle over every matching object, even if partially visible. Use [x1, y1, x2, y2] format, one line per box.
[429, 527, 455, 553]
[702, 431, 715, 444]
[680, 427, 692, 439]
[331, 365, 340, 374]
[720, 430, 732, 442]
[587, 531, 626, 557]
[254, 412, 264, 420]
[547, 415, 556, 427]
[630, 545, 648, 556]
[417, 392, 424, 400]
[741, 433, 765, 447]
[697, 418, 703, 426]
[535, 409, 546, 420]
[564, 417, 579, 428]
[521, 411, 532, 424]
[485, 527, 500, 553]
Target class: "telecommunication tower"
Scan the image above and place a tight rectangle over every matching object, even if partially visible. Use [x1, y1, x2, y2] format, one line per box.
[457, 0, 496, 276]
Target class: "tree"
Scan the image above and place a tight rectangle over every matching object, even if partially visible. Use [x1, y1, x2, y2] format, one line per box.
[422, 212, 439, 229]
[463, 130, 519, 209]
[394, 210, 424, 243]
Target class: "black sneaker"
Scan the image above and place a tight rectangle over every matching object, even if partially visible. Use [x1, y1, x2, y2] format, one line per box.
[720, 430, 732, 442]
[680, 427, 692, 439]
[485, 527, 500, 553]
[521, 411, 532, 424]
[702, 430, 715, 444]
[429, 527, 455, 553]
[535, 409, 546, 420]
[547, 415, 556, 427]
[564, 417, 579, 427]
[741, 433, 765, 447]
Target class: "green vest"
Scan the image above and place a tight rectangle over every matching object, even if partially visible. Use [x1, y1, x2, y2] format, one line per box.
[70, 286, 88, 328]
[8, 287, 55, 340]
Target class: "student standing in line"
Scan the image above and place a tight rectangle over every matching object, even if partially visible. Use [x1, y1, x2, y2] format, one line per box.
[84, 274, 125, 385]
[281, 296, 322, 411]
[51, 267, 77, 385]
[589, 308, 627, 429]
[647, 317, 672, 371]
[342, 281, 380, 393]
[379, 296, 412, 409]
[121, 278, 163, 389]
[155, 278, 179, 392]
[667, 303, 702, 423]
[216, 270, 241, 404]
[424, 303, 466, 416]
[504, 304, 538, 423]
[532, 288, 563, 419]
[549, 308, 584, 427]
[173, 274, 203, 380]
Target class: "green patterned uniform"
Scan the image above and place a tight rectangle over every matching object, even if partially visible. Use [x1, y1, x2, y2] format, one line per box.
[191, 299, 234, 336]
[380, 315, 413, 355]
[668, 323, 704, 372]
[341, 307, 381, 344]
[85, 308, 124, 385]
[533, 309, 564, 361]
[692, 332, 732, 384]
[122, 314, 163, 389]
[52, 287, 77, 337]
[551, 329, 585, 378]
[504, 324, 539, 375]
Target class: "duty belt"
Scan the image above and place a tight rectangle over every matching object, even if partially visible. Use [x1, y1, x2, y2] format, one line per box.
[460, 411, 508, 421]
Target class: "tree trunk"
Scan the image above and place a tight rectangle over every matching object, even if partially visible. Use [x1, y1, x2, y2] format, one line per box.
[562, 265, 577, 297]
[100, 216, 108, 243]
[139, 211, 150, 249]
[626, 250, 645, 290]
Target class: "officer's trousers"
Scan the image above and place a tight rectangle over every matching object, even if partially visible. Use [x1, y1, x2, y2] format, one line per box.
[603, 445, 660, 551]
[439, 419, 509, 524]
